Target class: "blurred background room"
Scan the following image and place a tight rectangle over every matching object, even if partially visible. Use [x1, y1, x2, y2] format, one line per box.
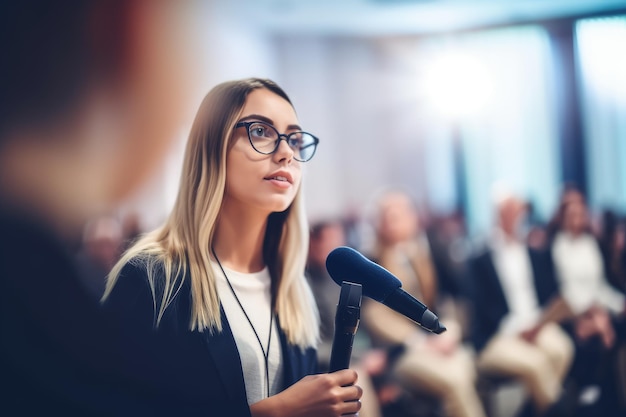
[108, 0, 626, 238]
[67, 1, 626, 417]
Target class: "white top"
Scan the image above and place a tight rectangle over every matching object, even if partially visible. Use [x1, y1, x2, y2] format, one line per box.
[552, 232, 625, 315]
[491, 231, 541, 335]
[212, 261, 283, 405]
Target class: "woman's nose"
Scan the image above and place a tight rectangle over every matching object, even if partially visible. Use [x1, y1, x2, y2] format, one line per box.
[273, 137, 295, 163]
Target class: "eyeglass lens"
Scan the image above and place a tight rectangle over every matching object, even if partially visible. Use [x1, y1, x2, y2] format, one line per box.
[247, 122, 317, 162]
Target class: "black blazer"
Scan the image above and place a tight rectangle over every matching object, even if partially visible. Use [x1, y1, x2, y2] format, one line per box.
[103, 260, 318, 417]
[468, 245, 560, 352]
[0, 211, 315, 416]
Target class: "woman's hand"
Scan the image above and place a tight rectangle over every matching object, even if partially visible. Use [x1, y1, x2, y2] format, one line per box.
[575, 305, 615, 349]
[250, 369, 363, 417]
[519, 324, 542, 344]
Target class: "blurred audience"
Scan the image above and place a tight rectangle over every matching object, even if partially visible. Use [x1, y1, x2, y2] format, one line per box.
[306, 219, 385, 417]
[469, 190, 574, 417]
[302, 187, 626, 417]
[362, 190, 486, 417]
[524, 200, 550, 251]
[307, 220, 347, 366]
[598, 210, 626, 296]
[597, 209, 626, 414]
[427, 211, 475, 341]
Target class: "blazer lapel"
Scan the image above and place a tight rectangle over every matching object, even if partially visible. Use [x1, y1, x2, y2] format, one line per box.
[202, 306, 249, 408]
[276, 315, 318, 389]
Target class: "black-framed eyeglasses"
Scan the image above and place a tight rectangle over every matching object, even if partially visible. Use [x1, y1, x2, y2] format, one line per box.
[235, 121, 319, 162]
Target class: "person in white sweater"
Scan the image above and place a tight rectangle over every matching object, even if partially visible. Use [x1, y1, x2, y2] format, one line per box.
[552, 198, 626, 349]
[552, 195, 626, 416]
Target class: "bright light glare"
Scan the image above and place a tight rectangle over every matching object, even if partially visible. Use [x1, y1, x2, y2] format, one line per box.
[577, 18, 626, 103]
[422, 52, 493, 120]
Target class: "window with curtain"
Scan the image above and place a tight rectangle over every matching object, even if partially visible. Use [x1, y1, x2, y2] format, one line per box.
[576, 15, 626, 213]
[417, 26, 561, 236]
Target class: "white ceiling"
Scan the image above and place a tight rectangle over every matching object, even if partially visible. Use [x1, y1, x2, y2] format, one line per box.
[229, 0, 626, 36]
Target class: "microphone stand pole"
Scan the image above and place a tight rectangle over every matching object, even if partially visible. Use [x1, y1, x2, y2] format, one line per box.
[329, 281, 362, 372]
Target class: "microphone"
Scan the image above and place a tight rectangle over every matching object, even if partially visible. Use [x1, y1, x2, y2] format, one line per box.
[328, 281, 362, 372]
[326, 246, 446, 334]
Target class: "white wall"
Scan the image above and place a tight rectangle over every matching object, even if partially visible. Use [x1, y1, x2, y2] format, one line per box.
[275, 36, 444, 222]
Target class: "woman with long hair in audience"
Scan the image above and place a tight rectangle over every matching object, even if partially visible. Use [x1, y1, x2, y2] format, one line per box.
[552, 192, 626, 416]
[552, 195, 625, 349]
[102, 78, 363, 417]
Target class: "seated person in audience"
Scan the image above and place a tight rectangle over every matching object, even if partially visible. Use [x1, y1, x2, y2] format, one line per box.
[362, 189, 486, 417]
[552, 196, 626, 348]
[306, 219, 384, 417]
[551, 195, 626, 415]
[597, 210, 626, 300]
[597, 209, 626, 413]
[469, 191, 574, 417]
[545, 184, 585, 245]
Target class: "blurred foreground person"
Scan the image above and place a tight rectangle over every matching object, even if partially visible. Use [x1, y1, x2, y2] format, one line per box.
[74, 215, 124, 299]
[0, 1, 213, 415]
[470, 192, 574, 417]
[362, 190, 486, 417]
[103, 79, 362, 417]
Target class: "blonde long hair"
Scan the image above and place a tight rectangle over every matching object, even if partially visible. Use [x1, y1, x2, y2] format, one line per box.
[103, 78, 319, 348]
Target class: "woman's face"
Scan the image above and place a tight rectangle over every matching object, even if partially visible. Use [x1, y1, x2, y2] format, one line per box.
[563, 200, 588, 235]
[224, 88, 302, 215]
[377, 192, 419, 245]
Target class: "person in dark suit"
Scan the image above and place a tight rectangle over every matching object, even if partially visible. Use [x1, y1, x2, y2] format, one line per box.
[0, 1, 233, 415]
[469, 191, 574, 417]
[102, 78, 363, 417]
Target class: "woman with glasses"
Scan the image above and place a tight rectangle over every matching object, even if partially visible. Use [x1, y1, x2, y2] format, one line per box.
[102, 78, 362, 417]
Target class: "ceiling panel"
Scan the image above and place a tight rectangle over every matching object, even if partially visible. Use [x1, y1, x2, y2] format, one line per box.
[229, 0, 626, 35]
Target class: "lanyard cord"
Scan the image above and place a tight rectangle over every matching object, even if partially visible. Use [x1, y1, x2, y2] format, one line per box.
[212, 247, 273, 399]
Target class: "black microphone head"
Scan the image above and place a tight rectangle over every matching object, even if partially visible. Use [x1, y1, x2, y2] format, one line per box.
[326, 246, 401, 302]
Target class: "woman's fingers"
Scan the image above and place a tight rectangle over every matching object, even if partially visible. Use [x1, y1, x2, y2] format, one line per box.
[340, 383, 363, 402]
[331, 369, 359, 387]
[271, 371, 364, 417]
[339, 397, 362, 416]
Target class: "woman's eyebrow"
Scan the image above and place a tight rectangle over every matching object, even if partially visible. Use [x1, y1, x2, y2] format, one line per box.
[238, 114, 302, 131]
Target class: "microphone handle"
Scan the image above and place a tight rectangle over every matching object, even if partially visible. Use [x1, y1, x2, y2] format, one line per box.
[329, 328, 356, 372]
[328, 282, 362, 372]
